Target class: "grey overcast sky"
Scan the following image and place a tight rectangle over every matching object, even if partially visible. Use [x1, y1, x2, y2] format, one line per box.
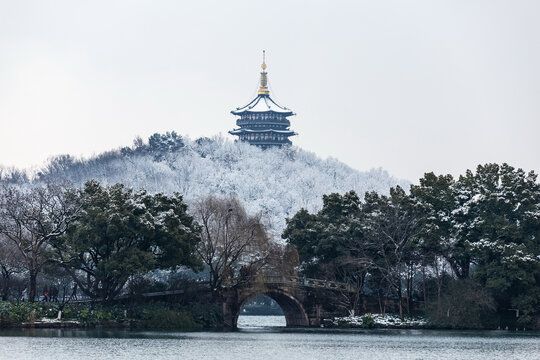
[0, 0, 539, 182]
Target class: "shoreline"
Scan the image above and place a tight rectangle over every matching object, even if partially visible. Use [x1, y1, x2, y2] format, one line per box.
[1, 320, 534, 332]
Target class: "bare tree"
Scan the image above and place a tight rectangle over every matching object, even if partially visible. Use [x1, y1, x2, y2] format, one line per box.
[0, 183, 80, 301]
[350, 188, 419, 319]
[279, 244, 300, 277]
[193, 196, 274, 297]
[328, 257, 368, 316]
[0, 235, 23, 300]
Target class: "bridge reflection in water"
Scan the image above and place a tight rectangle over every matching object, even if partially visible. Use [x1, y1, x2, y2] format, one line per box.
[237, 314, 287, 328]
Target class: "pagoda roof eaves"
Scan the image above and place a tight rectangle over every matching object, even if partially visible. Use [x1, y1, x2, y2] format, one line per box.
[231, 94, 293, 115]
[228, 128, 297, 135]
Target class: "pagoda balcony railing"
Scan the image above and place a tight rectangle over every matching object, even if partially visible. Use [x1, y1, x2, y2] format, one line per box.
[239, 115, 290, 121]
[237, 128, 292, 133]
[237, 119, 290, 127]
[241, 139, 292, 145]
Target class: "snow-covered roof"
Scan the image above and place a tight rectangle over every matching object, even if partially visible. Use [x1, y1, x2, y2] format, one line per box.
[231, 94, 293, 116]
[229, 128, 297, 135]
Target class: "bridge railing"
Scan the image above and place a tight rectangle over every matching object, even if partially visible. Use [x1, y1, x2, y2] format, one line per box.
[259, 275, 356, 293]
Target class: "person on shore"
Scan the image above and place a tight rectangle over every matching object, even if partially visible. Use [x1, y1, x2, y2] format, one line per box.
[49, 286, 58, 302]
[21, 287, 27, 301]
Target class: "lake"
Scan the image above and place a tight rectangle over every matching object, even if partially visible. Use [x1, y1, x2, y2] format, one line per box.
[0, 316, 538, 360]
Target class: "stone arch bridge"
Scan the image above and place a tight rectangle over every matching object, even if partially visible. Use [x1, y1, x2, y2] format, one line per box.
[222, 275, 355, 329]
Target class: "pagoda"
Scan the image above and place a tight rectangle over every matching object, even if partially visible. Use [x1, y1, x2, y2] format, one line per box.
[229, 51, 297, 148]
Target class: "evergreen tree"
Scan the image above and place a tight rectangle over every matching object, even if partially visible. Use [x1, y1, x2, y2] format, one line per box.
[52, 180, 201, 302]
[463, 164, 540, 324]
[282, 191, 362, 278]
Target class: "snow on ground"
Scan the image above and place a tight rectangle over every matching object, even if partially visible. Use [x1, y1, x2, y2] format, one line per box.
[333, 313, 427, 328]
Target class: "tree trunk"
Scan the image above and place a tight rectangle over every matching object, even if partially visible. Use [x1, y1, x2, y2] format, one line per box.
[409, 264, 413, 313]
[460, 258, 470, 278]
[397, 273, 403, 320]
[435, 260, 442, 311]
[448, 257, 470, 279]
[421, 265, 427, 306]
[1, 267, 10, 300]
[210, 270, 222, 301]
[29, 270, 37, 302]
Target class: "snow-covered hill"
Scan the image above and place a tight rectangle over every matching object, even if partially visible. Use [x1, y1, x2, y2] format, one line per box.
[30, 133, 409, 239]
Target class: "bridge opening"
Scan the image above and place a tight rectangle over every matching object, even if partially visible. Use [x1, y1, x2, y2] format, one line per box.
[235, 290, 309, 328]
[237, 294, 286, 328]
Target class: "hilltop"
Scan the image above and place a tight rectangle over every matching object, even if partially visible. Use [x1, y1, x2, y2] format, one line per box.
[7, 132, 408, 239]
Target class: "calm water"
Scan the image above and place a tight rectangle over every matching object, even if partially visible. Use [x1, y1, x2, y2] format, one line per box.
[0, 316, 538, 360]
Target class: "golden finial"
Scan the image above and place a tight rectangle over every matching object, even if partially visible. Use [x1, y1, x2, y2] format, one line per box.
[261, 50, 267, 71]
[258, 50, 269, 95]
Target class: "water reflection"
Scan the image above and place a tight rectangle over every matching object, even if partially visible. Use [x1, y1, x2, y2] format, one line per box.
[0, 322, 539, 360]
[237, 315, 286, 329]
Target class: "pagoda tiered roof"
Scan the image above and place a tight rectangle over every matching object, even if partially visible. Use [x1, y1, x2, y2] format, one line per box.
[231, 94, 293, 116]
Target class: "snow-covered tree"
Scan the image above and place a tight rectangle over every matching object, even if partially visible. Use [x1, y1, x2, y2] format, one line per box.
[412, 164, 540, 325]
[34, 133, 408, 239]
[458, 164, 540, 323]
[51, 180, 202, 302]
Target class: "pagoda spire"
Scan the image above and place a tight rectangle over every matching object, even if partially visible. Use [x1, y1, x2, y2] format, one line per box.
[258, 50, 270, 95]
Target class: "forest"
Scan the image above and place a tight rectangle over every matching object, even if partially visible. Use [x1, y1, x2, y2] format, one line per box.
[283, 163, 539, 328]
[0, 133, 538, 329]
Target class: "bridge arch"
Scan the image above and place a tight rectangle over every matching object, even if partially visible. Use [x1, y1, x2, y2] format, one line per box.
[235, 289, 309, 328]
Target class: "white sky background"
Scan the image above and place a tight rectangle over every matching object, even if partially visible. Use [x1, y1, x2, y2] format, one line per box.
[0, 0, 538, 182]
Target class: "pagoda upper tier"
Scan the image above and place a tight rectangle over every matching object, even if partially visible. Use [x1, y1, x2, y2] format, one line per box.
[229, 51, 297, 149]
[231, 95, 293, 116]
